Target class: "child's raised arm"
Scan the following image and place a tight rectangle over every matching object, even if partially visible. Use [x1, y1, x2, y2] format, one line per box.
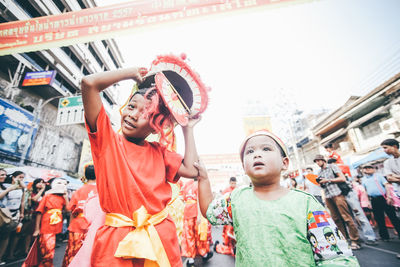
[177, 116, 202, 178]
[81, 67, 145, 132]
[194, 161, 213, 217]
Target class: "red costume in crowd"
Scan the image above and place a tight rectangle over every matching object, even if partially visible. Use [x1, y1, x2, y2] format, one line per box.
[215, 185, 236, 256]
[62, 183, 97, 267]
[180, 180, 212, 260]
[36, 194, 66, 267]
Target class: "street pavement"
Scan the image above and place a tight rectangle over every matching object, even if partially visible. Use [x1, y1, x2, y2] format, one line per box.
[4, 226, 400, 266]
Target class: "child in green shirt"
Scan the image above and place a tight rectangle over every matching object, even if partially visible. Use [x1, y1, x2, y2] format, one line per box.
[196, 130, 359, 266]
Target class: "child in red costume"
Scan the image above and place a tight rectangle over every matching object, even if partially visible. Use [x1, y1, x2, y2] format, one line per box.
[81, 54, 208, 267]
[180, 179, 213, 266]
[215, 177, 237, 256]
[62, 164, 97, 267]
[30, 178, 69, 267]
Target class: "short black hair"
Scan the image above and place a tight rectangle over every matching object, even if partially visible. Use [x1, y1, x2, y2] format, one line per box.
[327, 158, 337, 164]
[381, 138, 399, 149]
[85, 165, 96, 180]
[306, 167, 313, 171]
[324, 143, 333, 149]
[230, 177, 237, 182]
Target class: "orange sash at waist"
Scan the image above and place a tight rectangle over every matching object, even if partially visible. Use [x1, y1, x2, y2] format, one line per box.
[105, 205, 171, 267]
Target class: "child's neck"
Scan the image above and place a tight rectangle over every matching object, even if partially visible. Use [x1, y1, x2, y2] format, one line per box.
[253, 181, 289, 201]
[125, 136, 146, 145]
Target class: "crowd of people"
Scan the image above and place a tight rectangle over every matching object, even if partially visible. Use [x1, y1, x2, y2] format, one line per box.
[286, 138, 400, 260]
[0, 165, 97, 266]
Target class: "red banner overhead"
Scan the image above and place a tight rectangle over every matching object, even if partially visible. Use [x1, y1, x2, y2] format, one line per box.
[0, 0, 308, 56]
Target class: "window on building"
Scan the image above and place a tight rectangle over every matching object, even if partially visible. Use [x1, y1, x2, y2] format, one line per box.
[61, 47, 83, 69]
[88, 44, 104, 69]
[53, 0, 66, 12]
[77, 0, 87, 9]
[14, 0, 42, 17]
[360, 115, 387, 139]
[24, 53, 48, 70]
[102, 92, 114, 106]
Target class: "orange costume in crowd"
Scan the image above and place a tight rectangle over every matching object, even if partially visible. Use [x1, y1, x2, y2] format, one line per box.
[62, 183, 97, 267]
[36, 194, 66, 267]
[328, 151, 352, 177]
[86, 107, 183, 267]
[180, 180, 211, 259]
[215, 186, 236, 256]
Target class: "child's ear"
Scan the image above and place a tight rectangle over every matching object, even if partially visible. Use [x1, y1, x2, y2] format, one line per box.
[281, 157, 289, 170]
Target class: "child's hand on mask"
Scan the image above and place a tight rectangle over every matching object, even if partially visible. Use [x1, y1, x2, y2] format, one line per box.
[183, 115, 201, 129]
[131, 67, 148, 84]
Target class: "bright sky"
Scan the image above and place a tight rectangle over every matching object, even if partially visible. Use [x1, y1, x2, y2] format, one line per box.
[99, 0, 400, 155]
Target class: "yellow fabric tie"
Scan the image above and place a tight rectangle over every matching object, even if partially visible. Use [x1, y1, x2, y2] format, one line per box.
[47, 209, 62, 225]
[105, 205, 171, 267]
[185, 199, 197, 205]
[198, 217, 208, 241]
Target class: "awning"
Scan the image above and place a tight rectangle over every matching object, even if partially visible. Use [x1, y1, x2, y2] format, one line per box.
[351, 148, 390, 168]
[320, 128, 347, 145]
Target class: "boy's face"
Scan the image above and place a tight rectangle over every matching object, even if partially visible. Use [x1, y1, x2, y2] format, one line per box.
[121, 94, 154, 140]
[382, 144, 397, 156]
[315, 159, 325, 167]
[242, 135, 288, 184]
[363, 167, 375, 175]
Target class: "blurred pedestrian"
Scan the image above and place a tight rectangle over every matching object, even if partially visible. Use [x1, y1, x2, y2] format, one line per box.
[304, 167, 324, 206]
[30, 178, 69, 267]
[0, 169, 20, 265]
[62, 164, 97, 267]
[17, 178, 46, 258]
[361, 165, 400, 241]
[180, 179, 213, 266]
[325, 143, 344, 164]
[214, 177, 237, 256]
[3, 171, 26, 262]
[381, 139, 400, 202]
[314, 155, 360, 250]
[352, 175, 376, 227]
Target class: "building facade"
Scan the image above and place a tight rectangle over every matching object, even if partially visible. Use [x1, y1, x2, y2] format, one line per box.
[295, 73, 400, 171]
[0, 0, 124, 174]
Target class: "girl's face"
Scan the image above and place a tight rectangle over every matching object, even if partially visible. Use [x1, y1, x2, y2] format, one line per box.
[0, 170, 6, 182]
[243, 135, 288, 185]
[37, 180, 45, 189]
[121, 94, 154, 141]
[14, 173, 25, 182]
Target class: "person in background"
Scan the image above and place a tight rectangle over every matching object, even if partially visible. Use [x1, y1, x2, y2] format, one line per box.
[0, 168, 20, 265]
[304, 167, 324, 206]
[17, 178, 46, 258]
[214, 177, 237, 256]
[290, 178, 298, 189]
[62, 164, 97, 267]
[314, 155, 360, 250]
[325, 143, 344, 164]
[31, 178, 69, 267]
[361, 165, 400, 242]
[381, 139, 400, 202]
[3, 171, 26, 262]
[180, 179, 213, 266]
[353, 175, 376, 228]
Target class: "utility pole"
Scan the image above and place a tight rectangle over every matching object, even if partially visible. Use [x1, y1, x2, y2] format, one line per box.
[19, 96, 64, 166]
